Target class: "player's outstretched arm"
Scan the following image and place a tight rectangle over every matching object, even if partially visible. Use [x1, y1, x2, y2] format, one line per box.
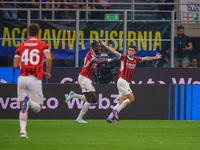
[92, 57, 118, 64]
[143, 52, 162, 61]
[100, 40, 121, 58]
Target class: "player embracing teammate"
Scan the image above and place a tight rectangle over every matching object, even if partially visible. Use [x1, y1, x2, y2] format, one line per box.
[65, 41, 118, 123]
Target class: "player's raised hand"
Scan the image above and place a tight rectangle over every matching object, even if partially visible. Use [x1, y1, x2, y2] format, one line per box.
[44, 72, 51, 78]
[155, 52, 162, 59]
[100, 40, 106, 46]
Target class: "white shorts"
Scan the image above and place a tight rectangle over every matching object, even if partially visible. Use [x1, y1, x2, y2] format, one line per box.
[117, 77, 132, 98]
[78, 75, 95, 93]
[18, 75, 43, 104]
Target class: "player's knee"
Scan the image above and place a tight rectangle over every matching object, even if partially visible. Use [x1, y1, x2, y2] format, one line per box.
[129, 98, 135, 103]
[36, 105, 42, 113]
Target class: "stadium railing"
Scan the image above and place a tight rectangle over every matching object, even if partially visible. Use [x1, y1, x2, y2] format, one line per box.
[0, 0, 199, 68]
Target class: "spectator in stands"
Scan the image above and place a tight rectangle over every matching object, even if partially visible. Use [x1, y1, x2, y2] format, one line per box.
[63, 0, 81, 20]
[53, 0, 64, 19]
[147, 0, 159, 10]
[97, 0, 113, 10]
[16, 0, 29, 19]
[147, 0, 159, 1]
[42, 0, 52, 19]
[79, 0, 96, 19]
[79, 0, 86, 19]
[30, 0, 40, 19]
[1, 0, 17, 19]
[162, 48, 171, 68]
[43, 0, 63, 19]
[174, 25, 193, 68]
[157, 0, 176, 19]
[188, 58, 198, 68]
[92, 0, 113, 19]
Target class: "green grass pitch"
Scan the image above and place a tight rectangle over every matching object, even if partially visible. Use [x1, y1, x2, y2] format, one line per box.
[0, 120, 200, 150]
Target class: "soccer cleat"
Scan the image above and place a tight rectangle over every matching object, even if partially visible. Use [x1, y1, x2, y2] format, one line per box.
[20, 133, 28, 138]
[106, 118, 115, 123]
[113, 110, 119, 121]
[65, 91, 74, 103]
[21, 96, 29, 114]
[76, 119, 88, 123]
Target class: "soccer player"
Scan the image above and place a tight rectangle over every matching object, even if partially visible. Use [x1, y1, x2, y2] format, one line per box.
[65, 41, 118, 123]
[13, 23, 52, 138]
[100, 40, 162, 123]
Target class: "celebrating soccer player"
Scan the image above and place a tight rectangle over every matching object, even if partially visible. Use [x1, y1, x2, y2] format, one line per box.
[65, 41, 118, 123]
[100, 40, 162, 123]
[13, 23, 52, 138]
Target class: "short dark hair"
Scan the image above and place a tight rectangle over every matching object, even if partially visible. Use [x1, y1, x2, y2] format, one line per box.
[177, 25, 184, 31]
[91, 41, 99, 49]
[128, 45, 137, 51]
[28, 23, 40, 36]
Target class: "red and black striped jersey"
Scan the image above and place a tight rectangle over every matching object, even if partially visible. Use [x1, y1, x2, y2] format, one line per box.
[118, 54, 143, 83]
[14, 38, 50, 80]
[79, 50, 98, 79]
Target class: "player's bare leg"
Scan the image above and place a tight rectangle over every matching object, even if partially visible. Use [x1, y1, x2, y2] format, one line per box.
[107, 97, 126, 123]
[116, 92, 134, 112]
[111, 93, 134, 121]
[115, 92, 134, 119]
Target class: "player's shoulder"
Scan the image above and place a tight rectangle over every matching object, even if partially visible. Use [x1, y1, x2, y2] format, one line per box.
[87, 49, 95, 56]
[36, 39, 47, 45]
[35, 40, 50, 50]
[121, 54, 126, 57]
[18, 40, 28, 47]
[134, 55, 141, 58]
[134, 56, 143, 61]
[88, 49, 93, 53]
[120, 54, 127, 59]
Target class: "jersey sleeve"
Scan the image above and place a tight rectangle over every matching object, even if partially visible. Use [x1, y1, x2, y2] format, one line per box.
[135, 56, 143, 62]
[43, 42, 50, 53]
[88, 52, 96, 61]
[119, 54, 126, 60]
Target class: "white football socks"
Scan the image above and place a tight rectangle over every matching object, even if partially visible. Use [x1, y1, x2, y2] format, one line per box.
[19, 111, 27, 134]
[29, 100, 41, 113]
[116, 99, 131, 113]
[73, 93, 86, 101]
[108, 103, 120, 119]
[77, 101, 91, 120]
